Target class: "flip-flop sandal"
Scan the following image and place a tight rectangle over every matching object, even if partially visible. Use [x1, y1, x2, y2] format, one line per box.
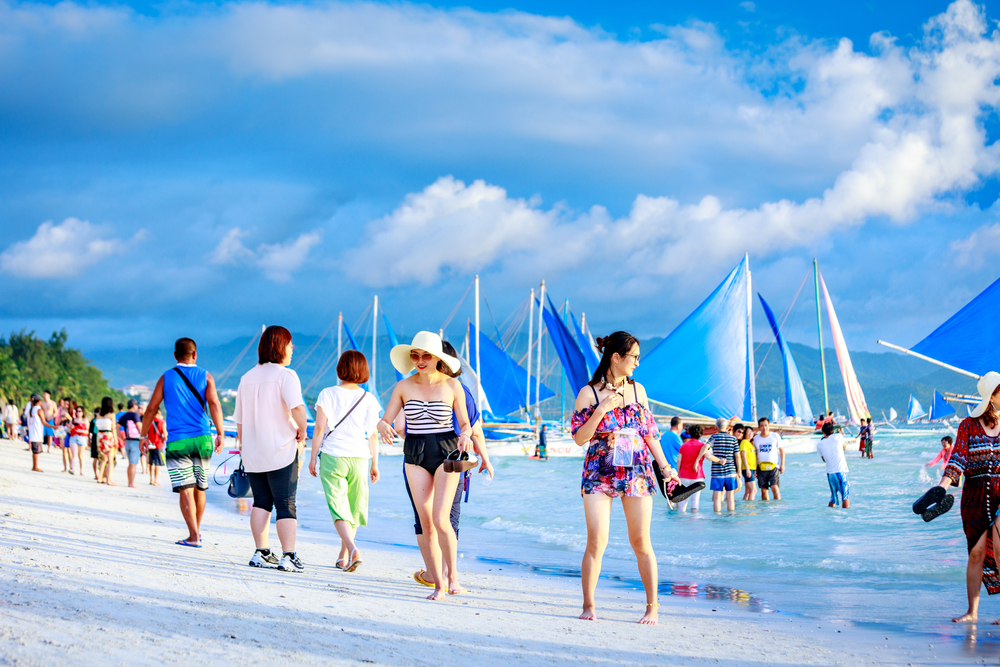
[413, 569, 435, 587]
[444, 449, 478, 474]
[669, 482, 706, 504]
[922, 493, 955, 522]
[344, 549, 363, 573]
[913, 486, 946, 514]
[175, 539, 202, 548]
[335, 559, 348, 570]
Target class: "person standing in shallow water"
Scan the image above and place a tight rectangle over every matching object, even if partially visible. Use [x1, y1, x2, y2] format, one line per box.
[938, 372, 1000, 624]
[571, 331, 679, 625]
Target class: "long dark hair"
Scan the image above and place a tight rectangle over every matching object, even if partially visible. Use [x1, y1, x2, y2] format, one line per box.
[100, 396, 114, 416]
[588, 331, 639, 386]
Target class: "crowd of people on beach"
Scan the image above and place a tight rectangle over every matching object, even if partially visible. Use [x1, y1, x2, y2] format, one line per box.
[6, 391, 168, 487]
[8, 326, 1000, 627]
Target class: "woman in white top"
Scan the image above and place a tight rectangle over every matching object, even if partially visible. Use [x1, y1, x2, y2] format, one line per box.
[308, 350, 381, 572]
[234, 325, 308, 573]
[4, 399, 19, 440]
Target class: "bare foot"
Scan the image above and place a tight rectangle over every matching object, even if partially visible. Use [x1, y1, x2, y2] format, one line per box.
[953, 611, 977, 623]
[31, 467, 43, 473]
[427, 588, 446, 601]
[128, 484, 137, 488]
[106, 481, 117, 486]
[579, 607, 597, 621]
[447, 586, 466, 595]
[639, 605, 659, 625]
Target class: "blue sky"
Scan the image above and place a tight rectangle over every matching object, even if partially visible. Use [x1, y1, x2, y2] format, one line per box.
[3, 0, 1000, 357]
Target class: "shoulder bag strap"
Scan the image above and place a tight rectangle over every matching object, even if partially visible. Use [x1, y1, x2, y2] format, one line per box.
[325, 391, 367, 439]
[173, 367, 208, 414]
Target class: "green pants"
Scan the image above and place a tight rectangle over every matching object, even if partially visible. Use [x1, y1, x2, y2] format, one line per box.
[319, 455, 370, 527]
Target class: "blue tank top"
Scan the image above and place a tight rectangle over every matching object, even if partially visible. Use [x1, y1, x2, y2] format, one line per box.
[163, 364, 211, 441]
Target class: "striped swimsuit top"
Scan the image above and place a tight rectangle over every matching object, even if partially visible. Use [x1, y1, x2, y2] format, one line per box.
[403, 400, 454, 435]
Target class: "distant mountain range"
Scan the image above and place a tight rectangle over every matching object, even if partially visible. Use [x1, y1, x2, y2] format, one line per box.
[85, 333, 977, 420]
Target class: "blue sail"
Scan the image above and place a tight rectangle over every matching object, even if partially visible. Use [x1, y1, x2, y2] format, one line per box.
[911, 274, 1000, 375]
[469, 323, 554, 418]
[636, 257, 753, 420]
[907, 395, 927, 421]
[570, 311, 601, 376]
[758, 292, 812, 421]
[541, 295, 591, 395]
[381, 312, 405, 382]
[930, 390, 956, 420]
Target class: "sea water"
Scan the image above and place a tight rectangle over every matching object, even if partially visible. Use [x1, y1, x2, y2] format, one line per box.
[281, 433, 998, 646]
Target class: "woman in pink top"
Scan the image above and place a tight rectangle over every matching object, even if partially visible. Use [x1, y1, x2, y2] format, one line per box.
[927, 435, 954, 469]
[675, 425, 722, 512]
[234, 325, 308, 573]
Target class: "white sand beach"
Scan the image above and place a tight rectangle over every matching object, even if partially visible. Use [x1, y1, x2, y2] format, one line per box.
[0, 438, 967, 666]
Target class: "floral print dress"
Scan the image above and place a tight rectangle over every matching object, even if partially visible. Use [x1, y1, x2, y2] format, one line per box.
[571, 392, 660, 497]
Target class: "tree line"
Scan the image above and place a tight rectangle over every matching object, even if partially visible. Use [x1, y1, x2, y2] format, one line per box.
[0, 330, 126, 409]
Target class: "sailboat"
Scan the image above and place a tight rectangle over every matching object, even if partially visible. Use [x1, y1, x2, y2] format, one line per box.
[907, 395, 927, 422]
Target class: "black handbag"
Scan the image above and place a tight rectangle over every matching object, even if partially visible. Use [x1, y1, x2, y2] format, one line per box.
[227, 461, 251, 498]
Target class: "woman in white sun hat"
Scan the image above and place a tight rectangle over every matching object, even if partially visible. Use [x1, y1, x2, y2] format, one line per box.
[378, 331, 473, 601]
[939, 371, 1000, 623]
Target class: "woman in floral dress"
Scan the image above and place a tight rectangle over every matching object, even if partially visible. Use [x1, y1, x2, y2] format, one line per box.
[940, 371, 1000, 623]
[571, 331, 679, 625]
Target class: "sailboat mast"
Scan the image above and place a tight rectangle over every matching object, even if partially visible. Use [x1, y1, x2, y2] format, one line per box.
[536, 280, 546, 421]
[746, 255, 757, 420]
[337, 312, 343, 363]
[372, 296, 378, 398]
[814, 259, 830, 414]
[526, 288, 534, 419]
[475, 275, 482, 416]
[561, 298, 569, 427]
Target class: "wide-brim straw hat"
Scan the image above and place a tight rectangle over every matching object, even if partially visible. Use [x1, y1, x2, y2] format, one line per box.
[971, 371, 1000, 418]
[390, 331, 461, 375]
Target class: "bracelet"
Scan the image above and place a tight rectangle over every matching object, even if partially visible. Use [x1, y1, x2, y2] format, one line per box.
[646, 602, 659, 608]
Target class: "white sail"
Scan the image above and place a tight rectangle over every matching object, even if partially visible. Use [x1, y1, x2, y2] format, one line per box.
[889, 407, 898, 422]
[819, 273, 871, 424]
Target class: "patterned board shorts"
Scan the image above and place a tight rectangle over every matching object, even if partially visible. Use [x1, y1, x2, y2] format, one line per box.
[165, 434, 213, 493]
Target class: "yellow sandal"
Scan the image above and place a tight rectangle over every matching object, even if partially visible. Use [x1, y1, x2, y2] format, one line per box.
[413, 569, 435, 587]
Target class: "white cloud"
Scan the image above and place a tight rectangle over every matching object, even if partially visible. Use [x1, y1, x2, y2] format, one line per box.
[349, 1, 1000, 285]
[212, 228, 322, 282]
[949, 221, 1000, 266]
[0, 218, 125, 278]
[740, 2, 756, 12]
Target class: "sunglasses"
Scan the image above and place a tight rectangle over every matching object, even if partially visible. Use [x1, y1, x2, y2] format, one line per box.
[409, 351, 435, 362]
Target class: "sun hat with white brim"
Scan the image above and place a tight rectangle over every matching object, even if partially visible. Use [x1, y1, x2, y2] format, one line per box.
[390, 331, 461, 375]
[970, 371, 1000, 418]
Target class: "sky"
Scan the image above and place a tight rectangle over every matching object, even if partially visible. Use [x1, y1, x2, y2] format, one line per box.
[3, 0, 1000, 357]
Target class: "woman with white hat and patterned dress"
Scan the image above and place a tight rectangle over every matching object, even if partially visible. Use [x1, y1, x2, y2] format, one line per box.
[378, 331, 474, 600]
[938, 371, 1000, 623]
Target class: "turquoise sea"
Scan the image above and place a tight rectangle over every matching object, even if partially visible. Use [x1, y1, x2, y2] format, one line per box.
[236, 432, 1000, 653]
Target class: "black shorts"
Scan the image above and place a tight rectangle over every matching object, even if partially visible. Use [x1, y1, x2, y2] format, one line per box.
[30, 441, 42, 454]
[246, 453, 299, 520]
[148, 449, 165, 466]
[757, 467, 780, 489]
[403, 431, 458, 476]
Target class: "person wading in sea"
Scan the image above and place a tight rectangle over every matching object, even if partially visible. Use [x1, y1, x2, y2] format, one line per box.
[139, 338, 225, 548]
[938, 372, 1000, 623]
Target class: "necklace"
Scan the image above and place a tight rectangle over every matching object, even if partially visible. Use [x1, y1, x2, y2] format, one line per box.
[602, 375, 626, 393]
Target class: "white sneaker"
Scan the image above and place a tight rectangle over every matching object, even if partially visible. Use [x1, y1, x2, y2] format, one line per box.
[248, 549, 279, 568]
[278, 553, 303, 572]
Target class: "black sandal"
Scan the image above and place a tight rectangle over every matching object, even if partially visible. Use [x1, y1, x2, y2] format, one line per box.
[913, 486, 946, 514]
[922, 493, 954, 522]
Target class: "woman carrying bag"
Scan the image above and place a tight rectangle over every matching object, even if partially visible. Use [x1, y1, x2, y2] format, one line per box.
[309, 350, 382, 572]
[235, 325, 308, 573]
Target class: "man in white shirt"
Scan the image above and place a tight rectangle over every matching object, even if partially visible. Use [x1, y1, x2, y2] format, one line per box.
[27, 394, 49, 472]
[752, 417, 785, 501]
[816, 422, 850, 508]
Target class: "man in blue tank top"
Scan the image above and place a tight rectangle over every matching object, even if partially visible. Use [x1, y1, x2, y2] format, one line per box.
[139, 337, 225, 548]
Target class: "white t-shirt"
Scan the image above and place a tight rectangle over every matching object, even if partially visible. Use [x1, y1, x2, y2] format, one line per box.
[28, 405, 43, 442]
[315, 385, 381, 459]
[816, 433, 849, 474]
[234, 363, 305, 473]
[753, 432, 783, 465]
